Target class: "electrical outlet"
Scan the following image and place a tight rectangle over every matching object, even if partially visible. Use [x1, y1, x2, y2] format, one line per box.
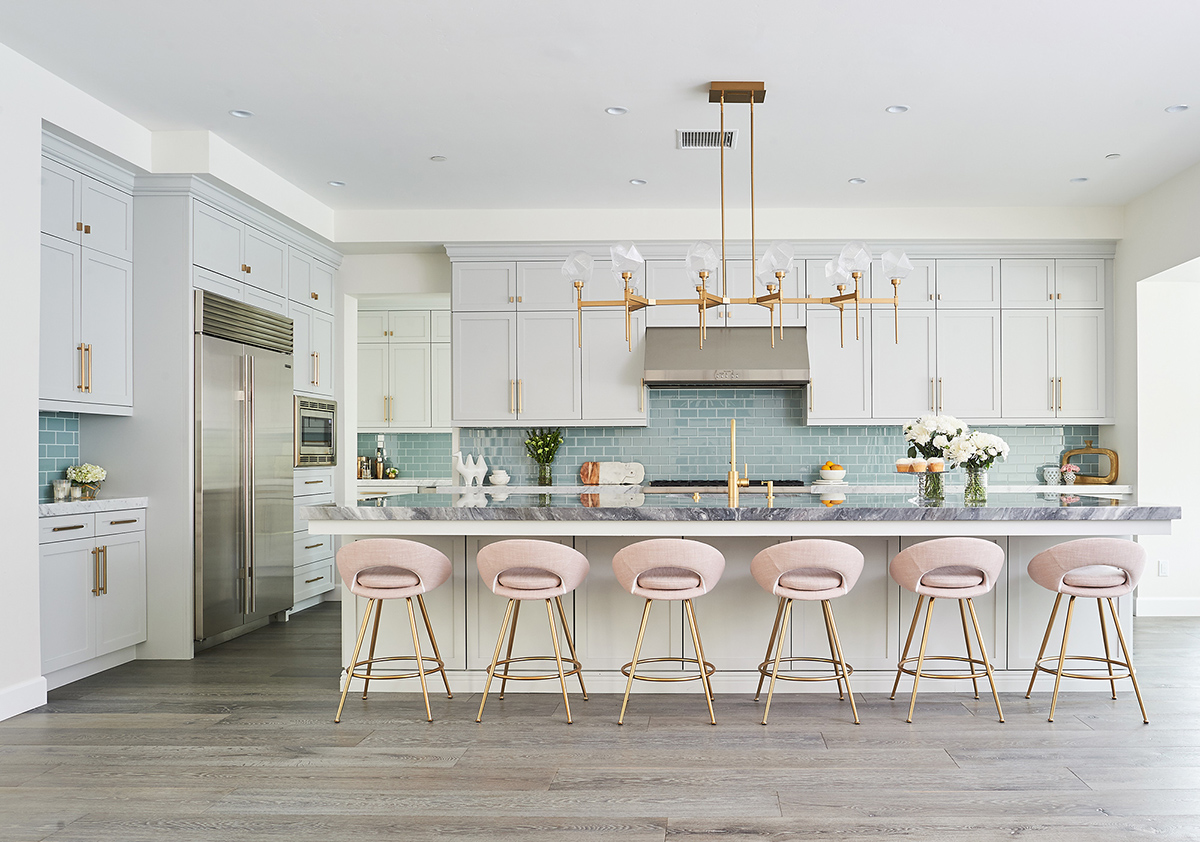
[1159, 560, 1170, 577]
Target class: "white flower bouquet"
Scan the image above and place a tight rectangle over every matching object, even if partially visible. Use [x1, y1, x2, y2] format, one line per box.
[946, 431, 1010, 471]
[903, 414, 969, 460]
[66, 463, 107, 484]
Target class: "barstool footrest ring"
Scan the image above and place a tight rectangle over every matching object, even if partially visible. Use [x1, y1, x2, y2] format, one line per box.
[621, 656, 715, 682]
[896, 654, 991, 681]
[757, 655, 853, 683]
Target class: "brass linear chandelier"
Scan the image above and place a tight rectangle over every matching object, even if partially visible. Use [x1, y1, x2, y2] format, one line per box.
[563, 81, 914, 351]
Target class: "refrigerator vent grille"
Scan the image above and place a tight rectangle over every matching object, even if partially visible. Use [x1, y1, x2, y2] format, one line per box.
[196, 291, 293, 353]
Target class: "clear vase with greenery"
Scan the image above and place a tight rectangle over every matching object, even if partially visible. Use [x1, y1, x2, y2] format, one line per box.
[947, 431, 1010, 507]
[904, 415, 966, 504]
[525, 427, 564, 487]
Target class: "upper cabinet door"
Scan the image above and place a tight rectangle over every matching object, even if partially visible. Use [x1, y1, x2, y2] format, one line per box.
[1055, 309, 1108, 419]
[645, 261, 702, 326]
[806, 308, 872, 421]
[389, 344, 432, 427]
[309, 310, 335, 398]
[430, 310, 452, 342]
[41, 158, 82, 245]
[451, 312, 518, 425]
[871, 310, 935, 420]
[79, 251, 134, 408]
[290, 303, 312, 394]
[288, 248, 335, 314]
[40, 234, 83, 403]
[1055, 259, 1107, 309]
[872, 259, 935, 308]
[243, 227, 287, 297]
[80, 178, 133, 262]
[356, 344, 390, 427]
[309, 260, 335, 314]
[357, 311, 389, 343]
[1001, 310, 1057, 420]
[388, 310, 431, 343]
[516, 262, 577, 310]
[1001, 259, 1054, 308]
[935, 259, 1000, 308]
[936, 310, 1001, 419]
[452, 262, 517, 311]
[193, 202, 244, 280]
[582, 310, 646, 423]
[719, 260, 804, 327]
[517, 311, 582, 421]
[430, 343, 452, 429]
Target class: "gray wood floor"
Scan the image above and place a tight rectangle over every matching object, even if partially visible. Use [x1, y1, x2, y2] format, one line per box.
[5, 604, 1200, 841]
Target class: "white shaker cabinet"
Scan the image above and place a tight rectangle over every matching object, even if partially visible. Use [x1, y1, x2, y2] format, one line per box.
[516, 311, 582, 421]
[41, 157, 133, 262]
[935, 310, 1001, 420]
[431, 343, 452, 429]
[1001, 258, 1105, 310]
[452, 262, 518, 311]
[39, 234, 134, 414]
[357, 310, 451, 431]
[871, 310, 935, 420]
[357, 344, 390, 428]
[806, 308, 872, 422]
[1055, 309, 1108, 419]
[1001, 309, 1107, 421]
[516, 262, 578, 310]
[291, 303, 335, 398]
[389, 344, 433, 427]
[1054, 259, 1107, 309]
[288, 248, 335, 314]
[452, 311, 518, 424]
[1001, 310, 1057, 420]
[582, 310, 647, 423]
[1001, 259, 1056, 308]
[871, 258, 936, 308]
[194, 201, 288, 298]
[935, 259, 1001, 308]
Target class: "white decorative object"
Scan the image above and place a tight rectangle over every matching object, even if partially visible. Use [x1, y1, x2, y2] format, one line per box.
[489, 469, 510, 486]
[452, 452, 488, 487]
[597, 461, 645, 485]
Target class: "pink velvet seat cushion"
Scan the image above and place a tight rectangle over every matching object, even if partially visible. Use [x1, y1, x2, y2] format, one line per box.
[1061, 565, 1128, 589]
[355, 567, 421, 589]
[920, 565, 986, 589]
[636, 567, 703, 591]
[497, 567, 563, 591]
[778, 568, 843, 592]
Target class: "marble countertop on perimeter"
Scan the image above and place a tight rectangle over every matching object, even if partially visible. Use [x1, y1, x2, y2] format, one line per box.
[38, 497, 149, 517]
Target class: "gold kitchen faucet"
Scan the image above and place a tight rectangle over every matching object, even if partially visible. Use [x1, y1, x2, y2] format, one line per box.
[728, 418, 750, 507]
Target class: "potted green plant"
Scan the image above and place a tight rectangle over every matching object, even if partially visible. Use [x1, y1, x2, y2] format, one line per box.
[524, 427, 564, 486]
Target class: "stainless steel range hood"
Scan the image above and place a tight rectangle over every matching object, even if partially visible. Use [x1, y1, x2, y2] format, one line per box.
[643, 326, 810, 387]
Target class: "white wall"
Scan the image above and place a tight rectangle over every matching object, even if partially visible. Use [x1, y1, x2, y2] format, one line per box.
[339, 252, 451, 297]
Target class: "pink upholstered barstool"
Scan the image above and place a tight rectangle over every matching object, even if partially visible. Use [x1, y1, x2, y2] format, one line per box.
[334, 539, 453, 723]
[475, 540, 590, 724]
[612, 539, 726, 725]
[889, 537, 1005, 723]
[1024, 538, 1148, 723]
[751, 540, 864, 725]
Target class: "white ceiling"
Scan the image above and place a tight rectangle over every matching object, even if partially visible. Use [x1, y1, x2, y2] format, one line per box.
[3, 0, 1199, 212]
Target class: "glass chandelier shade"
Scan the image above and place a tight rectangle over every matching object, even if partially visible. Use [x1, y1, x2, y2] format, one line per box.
[837, 241, 872, 275]
[881, 248, 913, 280]
[561, 250, 595, 286]
[611, 241, 646, 290]
[756, 240, 795, 286]
[684, 241, 720, 290]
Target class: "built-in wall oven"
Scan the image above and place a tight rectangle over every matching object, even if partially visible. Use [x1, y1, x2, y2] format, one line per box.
[294, 396, 337, 467]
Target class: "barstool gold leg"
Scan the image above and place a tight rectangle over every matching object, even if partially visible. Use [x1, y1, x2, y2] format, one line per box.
[906, 596, 936, 723]
[545, 599, 573, 724]
[416, 593, 453, 698]
[824, 600, 859, 725]
[555, 596, 588, 700]
[755, 597, 787, 701]
[362, 598, 384, 699]
[405, 597, 433, 722]
[1107, 597, 1148, 723]
[958, 599, 980, 700]
[684, 599, 716, 725]
[689, 599, 716, 706]
[966, 597, 1003, 723]
[821, 600, 846, 700]
[1097, 598, 1117, 700]
[1048, 595, 1077, 722]
[1026, 593, 1063, 699]
[618, 599, 653, 725]
[892, 594, 926, 700]
[762, 599, 793, 725]
[498, 600, 522, 700]
[477, 598, 516, 723]
[336, 598, 376, 723]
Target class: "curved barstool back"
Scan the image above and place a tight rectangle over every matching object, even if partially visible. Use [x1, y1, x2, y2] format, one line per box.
[750, 539, 865, 725]
[333, 539, 454, 723]
[1025, 538, 1148, 722]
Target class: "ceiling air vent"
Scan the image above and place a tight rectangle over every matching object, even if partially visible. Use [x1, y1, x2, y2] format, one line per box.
[676, 130, 738, 150]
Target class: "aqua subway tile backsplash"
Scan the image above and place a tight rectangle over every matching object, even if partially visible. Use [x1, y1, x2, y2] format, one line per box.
[358, 432, 453, 478]
[458, 388, 1099, 487]
[38, 411, 80, 502]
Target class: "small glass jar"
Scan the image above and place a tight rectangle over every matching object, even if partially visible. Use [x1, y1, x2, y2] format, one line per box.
[52, 479, 71, 501]
[537, 463, 553, 487]
[964, 466, 988, 506]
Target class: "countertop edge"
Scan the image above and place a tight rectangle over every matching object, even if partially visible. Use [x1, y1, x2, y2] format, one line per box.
[39, 497, 149, 517]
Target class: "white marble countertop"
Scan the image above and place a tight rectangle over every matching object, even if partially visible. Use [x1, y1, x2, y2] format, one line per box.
[38, 497, 148, 517]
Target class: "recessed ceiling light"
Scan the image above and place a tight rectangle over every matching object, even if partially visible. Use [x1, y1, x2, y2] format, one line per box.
[327, 180, 346, 187]
[629, 178, 647, 185]
[430, 156, 447, 162]
[606, 106, 629, 116]
[1166, 104, 1189, 113]
[848, 177, 866, 185]
[228, 109, 254, 119]
[885, 105, 909, 114]
[1105, 153, 1122, 160]
[1070, 177, 1089, 183]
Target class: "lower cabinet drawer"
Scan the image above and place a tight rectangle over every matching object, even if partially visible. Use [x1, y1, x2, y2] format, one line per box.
[295, 559, 335, 601]
[40, 514, 95, 543]
[294, 532, 334, 567]
[294, 491, 334, 533]
[95, 509, 146, 536]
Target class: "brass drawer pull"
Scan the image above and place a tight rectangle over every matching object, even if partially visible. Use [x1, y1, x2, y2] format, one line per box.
[305, 543, 324, 550]
[304, 576, 324, 584]
[304, 479, 324, 485]
[53, 524, 86, 532]
[109, 518, 138, 525]
[311, 292, 319, 300]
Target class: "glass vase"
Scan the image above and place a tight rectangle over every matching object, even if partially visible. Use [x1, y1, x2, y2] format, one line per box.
[78, 483, 100, 500]
[537, 463, 553, 487]
[916, 471, 945, 505]
[964, 466, 988, 506]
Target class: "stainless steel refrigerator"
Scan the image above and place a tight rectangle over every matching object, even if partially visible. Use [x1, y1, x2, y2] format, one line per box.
[194, 291, 295, 642]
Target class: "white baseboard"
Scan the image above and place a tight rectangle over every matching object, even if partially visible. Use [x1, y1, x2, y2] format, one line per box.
[1136, 596, 1200, 617]
[44, 647, 137, 691]
[0, 676, 48, 722]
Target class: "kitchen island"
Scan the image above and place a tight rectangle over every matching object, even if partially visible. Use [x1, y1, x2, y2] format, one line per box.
[304, 490, 1179, 694]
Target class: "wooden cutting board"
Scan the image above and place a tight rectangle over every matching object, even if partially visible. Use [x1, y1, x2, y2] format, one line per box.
[580, 461, 645, 485]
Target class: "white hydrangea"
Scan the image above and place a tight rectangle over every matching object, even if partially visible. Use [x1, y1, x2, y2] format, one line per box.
[66, 463, 107, 484]
[947, 431, 1010, 469]
[904, 414, 968, 459]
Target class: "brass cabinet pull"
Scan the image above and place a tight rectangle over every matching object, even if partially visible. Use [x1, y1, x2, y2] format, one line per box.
[86, 344, 92, 393]
[245, 264, 252, 274]
[639, 378, 644, 413]
[304, 576, 324, 584]
[76, 222, 84, 232]
[517, 295, 522, 303]
[518, 379, 523, 413]
[311, 352, 318, 385]
[53, 524, 85, 532]
[78, 344, 86, 391]
[510, 379, 515, 414]
[109, 519, 137, 525]
[938, 378, 943, 412]
[1058, 377, 1063, 411]
[100, 545, 108, 595]
[304, 542, 323, 550]
[303, 479, 324, 485]
[1056, 293, 1062, 300]
[91, 547, 101, 595]
[84, 224, 91, 234]
[809, 381, 814, 413]
[929, 378, 935, 411]
[311, 292, 318, 300]
[509, 296, 514, 303]
[384, 396, 389, 422]
[315, 352, 320, 385]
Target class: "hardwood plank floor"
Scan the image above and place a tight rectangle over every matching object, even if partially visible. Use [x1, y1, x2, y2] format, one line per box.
[3, 605, 1199, 841]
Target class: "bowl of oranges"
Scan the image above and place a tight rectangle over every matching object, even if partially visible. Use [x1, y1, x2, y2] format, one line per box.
[819, 461, 846, 482]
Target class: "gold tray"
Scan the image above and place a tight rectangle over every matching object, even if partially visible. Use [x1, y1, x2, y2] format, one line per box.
[1061, 440, 1118, 485]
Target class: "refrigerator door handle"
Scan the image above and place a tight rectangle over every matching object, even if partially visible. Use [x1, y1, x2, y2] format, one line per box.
[246, 354, 257, 614]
